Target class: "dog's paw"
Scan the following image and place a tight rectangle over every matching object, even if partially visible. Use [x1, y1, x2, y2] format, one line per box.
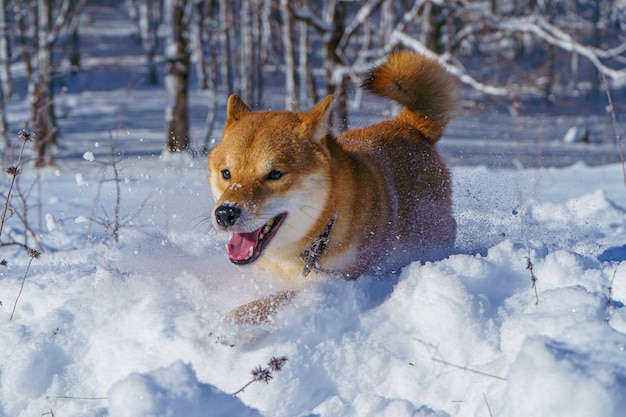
[228, 290, 297, 325]
[208, 291, 297, 346]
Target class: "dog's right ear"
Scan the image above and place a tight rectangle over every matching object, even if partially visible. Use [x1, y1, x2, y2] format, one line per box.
[226, 94, 252, 122]
[300, 95, 334, 144]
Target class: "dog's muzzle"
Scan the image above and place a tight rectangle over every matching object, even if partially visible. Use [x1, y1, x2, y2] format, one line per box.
[215, 204, 241, 228]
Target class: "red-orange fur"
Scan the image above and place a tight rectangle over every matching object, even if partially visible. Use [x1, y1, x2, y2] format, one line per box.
[209, 50, 457, 324]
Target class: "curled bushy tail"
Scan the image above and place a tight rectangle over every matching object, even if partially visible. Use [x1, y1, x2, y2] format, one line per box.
[361, 50, 457, 143]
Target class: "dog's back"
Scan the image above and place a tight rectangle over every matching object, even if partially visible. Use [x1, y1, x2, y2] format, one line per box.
[337, 51, 457, 269]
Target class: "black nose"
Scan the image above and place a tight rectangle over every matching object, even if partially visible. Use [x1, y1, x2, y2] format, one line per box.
[215, 204, 241, 227]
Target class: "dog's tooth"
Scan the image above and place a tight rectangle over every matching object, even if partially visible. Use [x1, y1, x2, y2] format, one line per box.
[248, 246, 254, 259]
[263, 225, 272, 234]
[258, 231, 265, 241]
[266, 218, 275, 227]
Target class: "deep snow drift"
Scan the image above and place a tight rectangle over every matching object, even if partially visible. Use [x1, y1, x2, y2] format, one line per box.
[0, 152, 625, 417]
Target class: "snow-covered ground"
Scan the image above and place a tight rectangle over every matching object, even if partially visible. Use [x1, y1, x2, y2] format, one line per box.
[1, 3, 626, 417]
[1, 152, 625, 417]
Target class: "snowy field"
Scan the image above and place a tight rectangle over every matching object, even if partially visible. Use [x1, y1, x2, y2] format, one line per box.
[1, 144, 625, 417]
[1, 4, 626, 417]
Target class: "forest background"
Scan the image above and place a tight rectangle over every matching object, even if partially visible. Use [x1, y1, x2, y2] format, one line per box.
[0, 0, 625, 167]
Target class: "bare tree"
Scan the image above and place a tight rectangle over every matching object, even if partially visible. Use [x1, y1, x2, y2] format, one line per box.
[130, 0, 161, 84]
[0, 0, 9, 147]
[288, 0, 391, 133]
[0, 0, 12, 101]
[218, 0, 234, 94]
[165, 0, 192, 152]
[280, 0, 298, 110]
[192, 0, 625, 135]
[237, 0, 269, 106]
[10, 0, 85, 166]
[297, 20, 317, 109]
[193, 0, 221, 149]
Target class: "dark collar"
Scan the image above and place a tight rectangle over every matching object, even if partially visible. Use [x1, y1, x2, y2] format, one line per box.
[300, 215, 337, 277]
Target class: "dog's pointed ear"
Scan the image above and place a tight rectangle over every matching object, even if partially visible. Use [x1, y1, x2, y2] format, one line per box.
[226, 94, 252, 122]
[301, 95, 334, 143]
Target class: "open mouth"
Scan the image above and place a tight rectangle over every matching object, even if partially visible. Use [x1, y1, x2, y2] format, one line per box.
[226, 213, 287, 265]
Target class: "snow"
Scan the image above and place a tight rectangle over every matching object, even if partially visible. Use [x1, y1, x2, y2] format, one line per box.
[1, 4, 626, 416]
[1, 154, 625, 417]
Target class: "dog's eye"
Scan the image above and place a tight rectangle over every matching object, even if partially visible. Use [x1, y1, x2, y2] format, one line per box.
[266, 170, 284, 180]
[221, 169, 231, 180]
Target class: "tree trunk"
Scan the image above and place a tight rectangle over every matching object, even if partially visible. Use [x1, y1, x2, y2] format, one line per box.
[280, 0, 297, 110]
[69, 26, 81, 71]
[591, 0, 601, 93]
[0, 0, 9, 147]
[298, 21, 314, 109]
[324, 1, 348, 134]
[165, 0, 191, 152]
[218, 0, 234, 93]
[0, 79, 9, 148]
[0, 0, 12, 100]
[140, 0, 159, 84]
[239, 1, 252, 104]
[33, 0, 57, 166]
[203, 8, 219, 150]
[194, 0, 209, 90]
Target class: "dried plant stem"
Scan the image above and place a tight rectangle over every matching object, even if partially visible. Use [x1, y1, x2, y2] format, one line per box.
[0, 138, 28, 238]
[483, 392, 494, 417]
[9, 249, 40, 320]
[431, 357, 507, 382]
[45, 396, 108, 400]
[232, 356, 288, 397]
[512, 100, 540, 305]
[526, 254, 539, 305]
[109, 133, 121, 243]
[601, 72, 626, 190]
[605, 268, 617, 324]
[231, 380, 257, 397]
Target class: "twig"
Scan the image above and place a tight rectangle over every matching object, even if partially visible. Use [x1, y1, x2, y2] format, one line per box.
[84, 131, 130, 244]
[0, 127, 32, 239]
[526, 255, 539, 305]
[483, 392, 494, 417]
[9, 249, 40, 320]
[601, 72, 626, 190]
[431, 357, 507, 382]
[108, 132, 121, 243]
[45, 396, 108, 400]
[512, 100, 540, 306]
[605, 268, 618, 324]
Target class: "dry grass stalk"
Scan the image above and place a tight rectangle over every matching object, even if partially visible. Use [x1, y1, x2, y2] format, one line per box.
[605, 268, 618, 324]
[431, 357, 507, 382]
[9, 248, 40, 320]
[601, 72, 625, 190]
[483, 392, 494, 417]
[232, 356, 288, 397]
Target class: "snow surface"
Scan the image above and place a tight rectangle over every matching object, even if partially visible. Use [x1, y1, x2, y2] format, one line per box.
[0, 154, 625, 417]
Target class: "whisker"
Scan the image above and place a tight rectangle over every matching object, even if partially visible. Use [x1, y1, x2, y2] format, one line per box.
[190, 213, 216, 229]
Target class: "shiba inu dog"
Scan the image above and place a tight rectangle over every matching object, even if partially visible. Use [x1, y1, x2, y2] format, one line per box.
[209, 50, 456, 324]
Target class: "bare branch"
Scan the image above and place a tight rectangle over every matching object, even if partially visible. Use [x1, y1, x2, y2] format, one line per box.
[288, 0, 334, 33]
[495, 17, 626, 83]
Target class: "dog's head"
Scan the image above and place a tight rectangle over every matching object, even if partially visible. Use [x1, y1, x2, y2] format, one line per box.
[208, 94, 334, 266]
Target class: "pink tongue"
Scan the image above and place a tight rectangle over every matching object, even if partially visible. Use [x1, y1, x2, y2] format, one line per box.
[227, 228, 262, 261]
